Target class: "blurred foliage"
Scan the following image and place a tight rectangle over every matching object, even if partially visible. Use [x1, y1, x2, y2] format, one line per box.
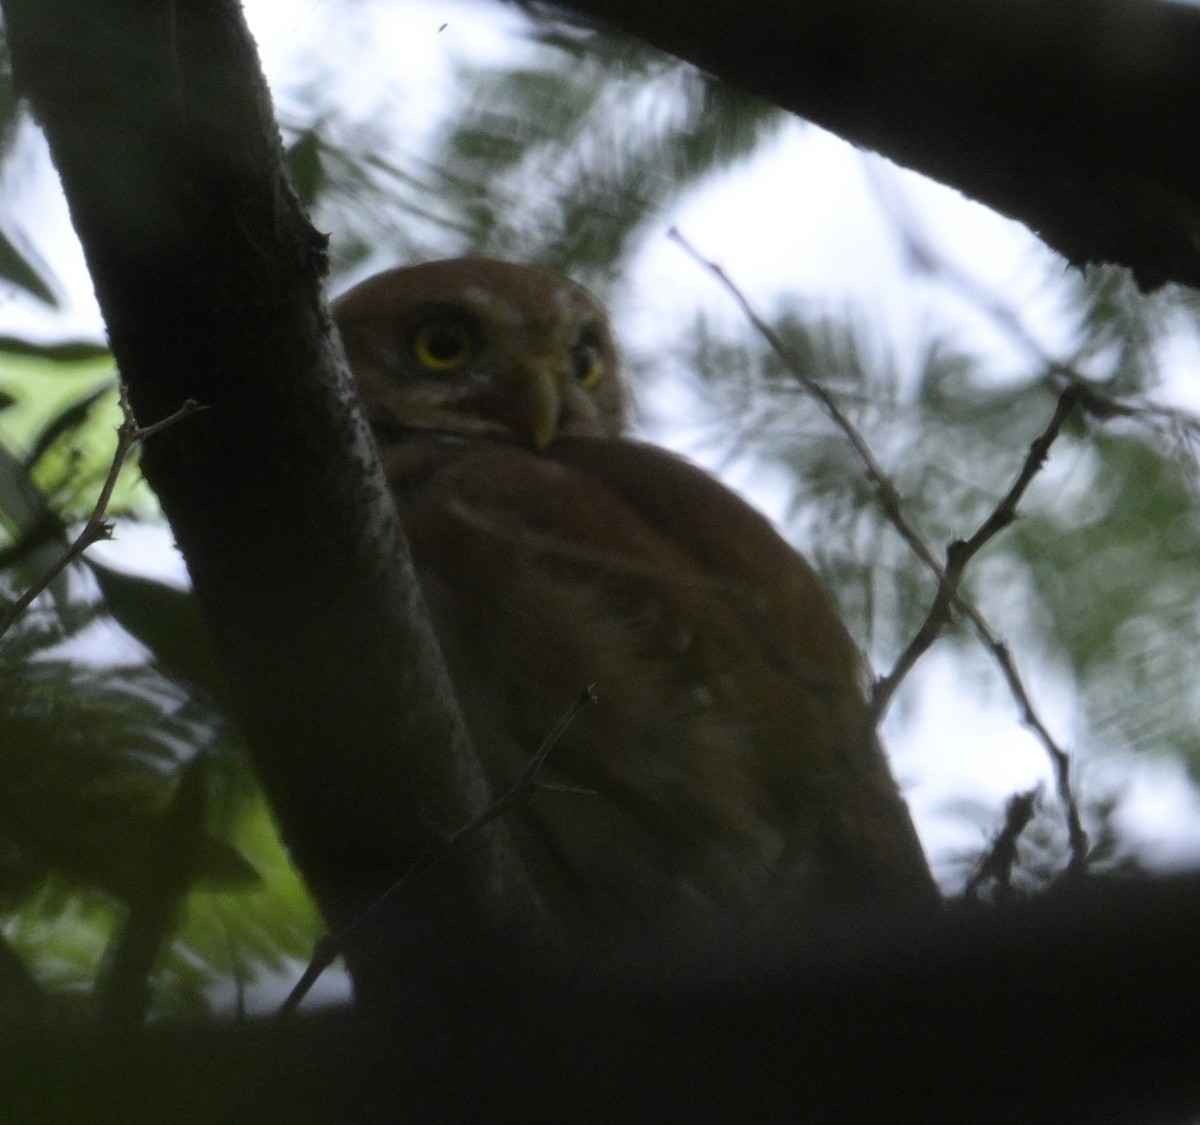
[682, 265, 1200, 786]
[284, 10, 784, 293]
[0, 345, 323, 1021]
[426, 20, 782, 279]
[0, 591, 323, 1020]
[0, 0, 1197, 1022]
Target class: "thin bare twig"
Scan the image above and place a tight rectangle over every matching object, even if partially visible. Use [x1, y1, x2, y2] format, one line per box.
[835, 185, 1200, 875]
[0, 389, 205, 640]
[873, 381, 1082, 713]
[963, 787, 1040, 903]
[279, 685, 598, 1016]
[671, 229, 1089, 875]
[670, 228, 945, 581]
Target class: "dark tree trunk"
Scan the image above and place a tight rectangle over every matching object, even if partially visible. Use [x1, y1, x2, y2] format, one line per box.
[0, 0, 541, 998]
[567, 0, 1200, 290]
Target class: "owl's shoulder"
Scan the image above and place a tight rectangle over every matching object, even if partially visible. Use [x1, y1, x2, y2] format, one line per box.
[380, 432, 835, 594]
[380, 431, 864, 696]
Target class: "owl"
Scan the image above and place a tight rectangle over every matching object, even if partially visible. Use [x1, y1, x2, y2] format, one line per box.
[334, 258, 937, 937]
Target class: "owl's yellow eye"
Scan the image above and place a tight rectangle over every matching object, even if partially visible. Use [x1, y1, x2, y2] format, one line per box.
[569, 335, 604, 389]
[413, 317, 473, 371]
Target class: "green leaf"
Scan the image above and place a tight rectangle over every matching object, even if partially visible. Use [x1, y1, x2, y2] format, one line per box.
[0, 336, 110, 364]
[0, 443, 71, 613]
[0, 229, 57, 307]
[0, 633, 254, 911]
[0, 441, 49, 530]
[285, 129, 325, 209]
[22, 381, 116, 471]
[88, 560, 230, 702]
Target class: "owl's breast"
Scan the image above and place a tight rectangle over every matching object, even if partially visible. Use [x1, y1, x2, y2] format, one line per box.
[378, 435, 935, 929]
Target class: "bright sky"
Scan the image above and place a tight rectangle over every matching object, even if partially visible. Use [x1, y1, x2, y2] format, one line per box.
[4, 0, 1200, 885]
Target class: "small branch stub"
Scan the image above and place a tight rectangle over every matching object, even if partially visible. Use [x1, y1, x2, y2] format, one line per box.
[0, 391, 206, 639]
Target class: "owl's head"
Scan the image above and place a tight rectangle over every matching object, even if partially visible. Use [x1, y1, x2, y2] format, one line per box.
[334, 258, 625, 449]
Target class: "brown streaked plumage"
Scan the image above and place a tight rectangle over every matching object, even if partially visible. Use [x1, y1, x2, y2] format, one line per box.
[335, 257, 937, 935]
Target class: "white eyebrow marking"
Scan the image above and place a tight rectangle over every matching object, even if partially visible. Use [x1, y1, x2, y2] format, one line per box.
[461, 283, 524, 328]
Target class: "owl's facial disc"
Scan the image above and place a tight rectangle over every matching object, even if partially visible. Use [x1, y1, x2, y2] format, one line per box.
[400, 309, 605, 449]
[334, 258, 626, 448]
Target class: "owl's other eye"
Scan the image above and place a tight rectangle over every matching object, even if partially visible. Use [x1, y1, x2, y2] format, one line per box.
[569, 333, 605, 389]
[412, 316, 474, 371]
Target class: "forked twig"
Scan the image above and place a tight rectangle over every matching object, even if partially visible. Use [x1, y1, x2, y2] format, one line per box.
[279, 686, 598, 1016]
[873, 382, 1082, 713]
[0, 388, 205, 639]
[963, 787, 1040, 902]
[671, 229, 1089, 875]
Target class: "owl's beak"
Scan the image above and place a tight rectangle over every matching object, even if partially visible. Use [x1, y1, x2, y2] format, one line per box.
[514, 359, 565, 451]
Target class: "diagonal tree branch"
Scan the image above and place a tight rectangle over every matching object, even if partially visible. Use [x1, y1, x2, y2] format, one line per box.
[10, 869, 1200, 1122]
[560, 0, 1200, 290]
[0, 391, 203, 640]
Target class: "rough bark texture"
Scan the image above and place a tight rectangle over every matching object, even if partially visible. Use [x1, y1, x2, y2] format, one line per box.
[0, 0, 540, 994]
[566, 0, 1200, 290]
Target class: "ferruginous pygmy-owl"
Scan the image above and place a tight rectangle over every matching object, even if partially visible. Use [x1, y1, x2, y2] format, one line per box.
[334, 257, 937, 935]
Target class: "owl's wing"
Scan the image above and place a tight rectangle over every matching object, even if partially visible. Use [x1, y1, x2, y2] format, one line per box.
[550, 436, 863, 692]
[386, 436, 936, 930]
[547, 437, 937, 902]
